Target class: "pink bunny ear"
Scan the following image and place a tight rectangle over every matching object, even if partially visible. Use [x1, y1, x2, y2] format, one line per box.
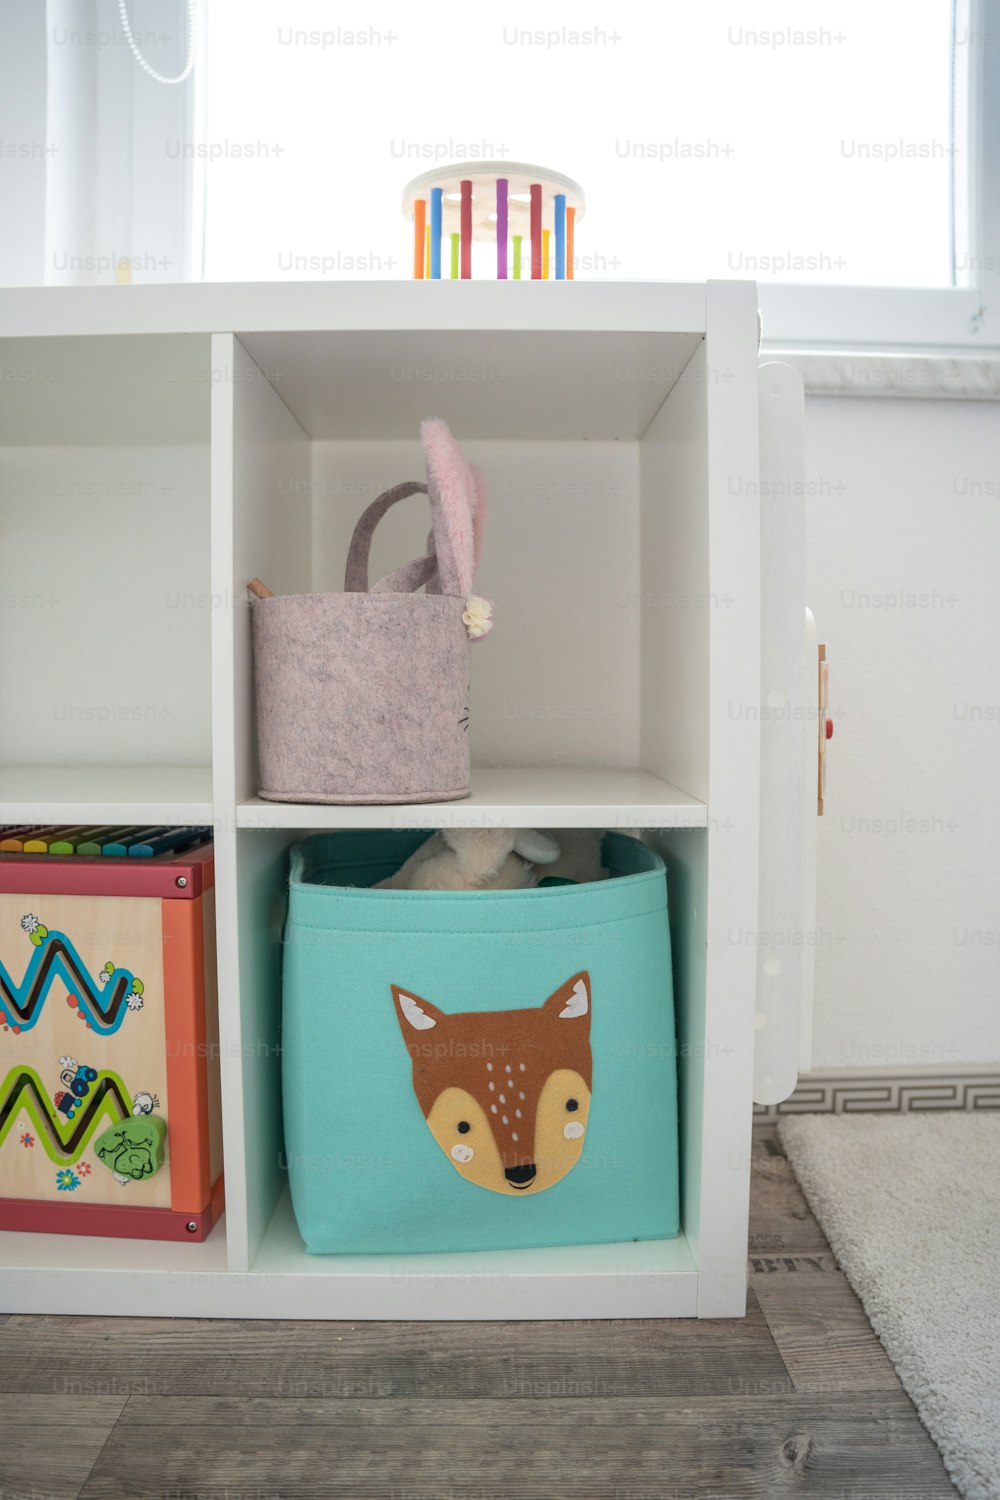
[470, 464, 488, 573]
[421, 417, 476, 597]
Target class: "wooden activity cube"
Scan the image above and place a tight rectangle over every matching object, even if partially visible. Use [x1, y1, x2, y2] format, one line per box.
[0, 845, 223, 1241]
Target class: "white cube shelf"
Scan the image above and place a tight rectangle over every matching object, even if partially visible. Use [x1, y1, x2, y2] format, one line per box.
[0, 331, 213, 820]
[0, 281, 799, 1320]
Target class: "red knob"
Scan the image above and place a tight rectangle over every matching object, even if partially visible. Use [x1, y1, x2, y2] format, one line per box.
[825, 717, 834, 740]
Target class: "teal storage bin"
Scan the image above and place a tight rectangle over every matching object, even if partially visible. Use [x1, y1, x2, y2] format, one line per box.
[282, 830, 680, 1255]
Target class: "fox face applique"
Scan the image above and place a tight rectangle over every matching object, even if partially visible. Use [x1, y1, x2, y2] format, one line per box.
[391, 972, 592, 1196]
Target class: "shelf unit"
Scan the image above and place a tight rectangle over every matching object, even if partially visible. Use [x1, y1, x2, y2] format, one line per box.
[0, 280, 804, 1320]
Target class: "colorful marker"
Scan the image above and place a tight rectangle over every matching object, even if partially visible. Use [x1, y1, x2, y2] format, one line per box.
[0, 827, 49, 852]
[48, 827, 107, 855]
[128, 827, 211, 858]
[76, 827, 139, 856]
[24, 827, 89, 854]
[102, 828, 163, 857]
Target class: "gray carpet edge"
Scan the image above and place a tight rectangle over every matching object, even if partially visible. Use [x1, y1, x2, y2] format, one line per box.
[778, 1113, 1000, 1500]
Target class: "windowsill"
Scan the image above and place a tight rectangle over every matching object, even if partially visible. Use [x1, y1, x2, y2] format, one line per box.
[763, 350, 1000, 401]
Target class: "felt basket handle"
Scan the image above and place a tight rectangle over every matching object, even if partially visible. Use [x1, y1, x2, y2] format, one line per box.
[343, 481, 438, 594]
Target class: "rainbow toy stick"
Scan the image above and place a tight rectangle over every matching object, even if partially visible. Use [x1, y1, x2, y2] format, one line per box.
[413, 198, 426, 280]
[401, 164, 585, 281]
[430, 187, 442, 279]
[496, 178, 508, 279]
[555, 193, 566, 280]
[460, 180, 472, 278]
[530, 183, 542, 278]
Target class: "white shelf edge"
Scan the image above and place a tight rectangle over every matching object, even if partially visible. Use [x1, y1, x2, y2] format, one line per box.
[0, 803, 215, 825]
[0, 1263, 699, 1320]
[0, 1214, 229, 1317]
[0, 1201, 697, 1319]
[0, 765, 214, 825]
[237, 803, 707, 831]
[0, 281, 708, 340]
[236, 768, 707, 831]
[0, 1223, 228, 1270]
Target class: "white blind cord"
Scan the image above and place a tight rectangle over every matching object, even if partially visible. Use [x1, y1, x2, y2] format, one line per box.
[117, 0, 195, 84]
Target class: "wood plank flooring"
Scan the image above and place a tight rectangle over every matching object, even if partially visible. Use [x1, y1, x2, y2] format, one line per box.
[0, 1127, 959, 1499]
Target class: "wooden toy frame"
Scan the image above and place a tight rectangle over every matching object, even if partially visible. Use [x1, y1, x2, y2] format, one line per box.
[0, 847, 223, 1242]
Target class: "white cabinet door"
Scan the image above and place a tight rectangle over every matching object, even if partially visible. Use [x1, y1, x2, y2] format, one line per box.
[754, 362, 816, 1104]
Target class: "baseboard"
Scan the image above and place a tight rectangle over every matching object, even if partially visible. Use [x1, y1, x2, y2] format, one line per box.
[754, 1067, 1000, 1123]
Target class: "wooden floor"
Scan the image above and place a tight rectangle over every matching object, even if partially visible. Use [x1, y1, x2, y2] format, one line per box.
[0, 1126, 958, 1500]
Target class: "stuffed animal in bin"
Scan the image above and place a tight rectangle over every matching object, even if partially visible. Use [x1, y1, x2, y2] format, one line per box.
[376, 828, 606, 891]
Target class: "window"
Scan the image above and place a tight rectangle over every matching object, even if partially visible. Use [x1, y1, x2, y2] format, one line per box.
[30, 0, 1000, 349]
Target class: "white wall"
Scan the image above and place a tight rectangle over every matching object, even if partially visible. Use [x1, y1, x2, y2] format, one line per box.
[0, 444, 211, 767]
[805, 394, 1000, 1069]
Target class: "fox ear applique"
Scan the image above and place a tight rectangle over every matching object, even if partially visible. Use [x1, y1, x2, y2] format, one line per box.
[544, 971, 591, 1022]
[391, 986, 444, 1033]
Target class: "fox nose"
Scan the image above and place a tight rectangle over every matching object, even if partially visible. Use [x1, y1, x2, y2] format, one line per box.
[504, 1163, 537, 1189]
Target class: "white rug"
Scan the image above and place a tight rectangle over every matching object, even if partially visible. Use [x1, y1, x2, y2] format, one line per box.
[778, 1112, 1000, 1500]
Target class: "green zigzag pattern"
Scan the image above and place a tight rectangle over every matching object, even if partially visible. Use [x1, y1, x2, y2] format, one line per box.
[0, 1066, 134, 1165]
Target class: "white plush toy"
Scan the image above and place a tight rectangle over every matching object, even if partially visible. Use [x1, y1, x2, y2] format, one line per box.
[376, 828, 606, 891]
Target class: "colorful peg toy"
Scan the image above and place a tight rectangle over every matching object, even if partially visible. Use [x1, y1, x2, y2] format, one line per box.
[402, 162, 585, 281]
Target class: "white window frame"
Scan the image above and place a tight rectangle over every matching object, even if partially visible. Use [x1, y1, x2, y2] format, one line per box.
[760, 0, 1000, 353]
[80, 0, 1000, 353]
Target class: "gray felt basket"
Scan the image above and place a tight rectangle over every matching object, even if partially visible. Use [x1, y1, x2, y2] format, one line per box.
[251, 421, 489, 805]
